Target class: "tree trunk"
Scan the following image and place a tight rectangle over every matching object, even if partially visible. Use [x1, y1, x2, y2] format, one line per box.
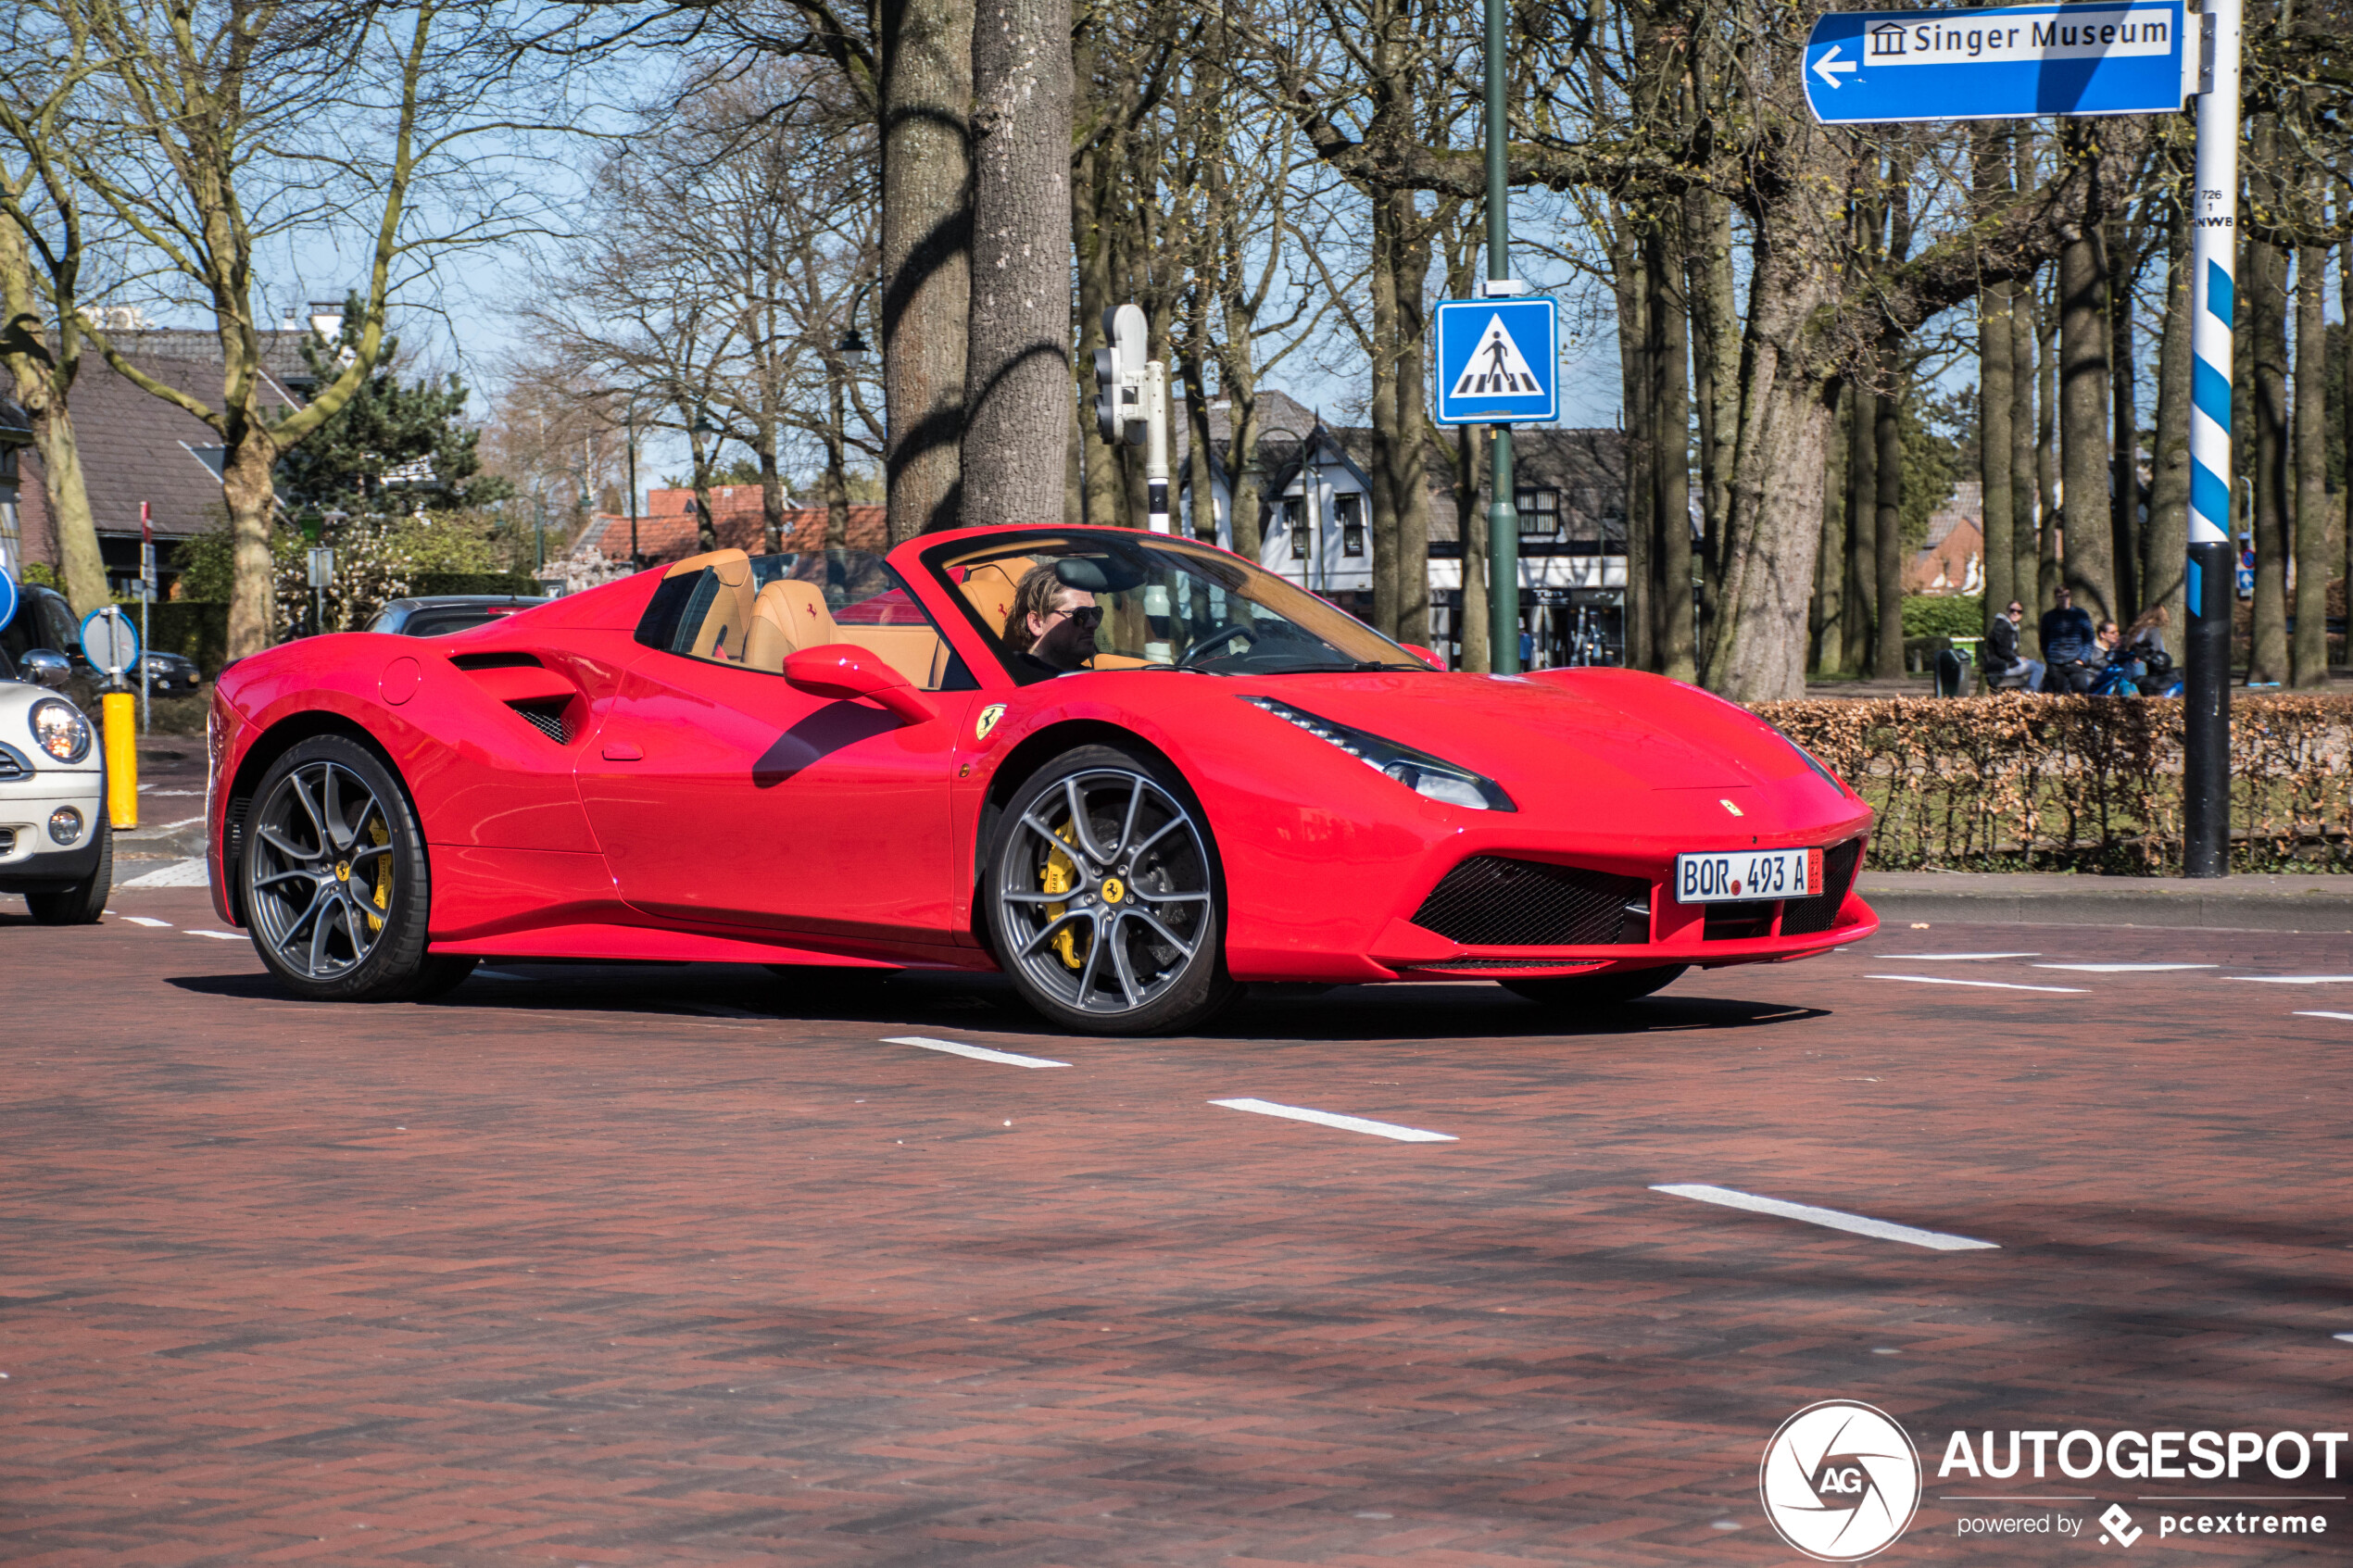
[1843, 380, 1878, 675]
[1611, 214, 1652, 672]
[1684, 184, 1738, 666]
[1180, 298, 1217, 542]
[2144, 184, 2191, 658]
[0, 224, 107, 617]
[1646, 221, 1694, 682]
[220, 421, 279, 657]
[879, 0, 973, 542]
[1873, 351, 1905, 677]
[823, 369, 851, 552]
[2037, 280, 2061, 614]
[1975, 131, 2016, 635]
[1072, 141, 1124, 530]
[1457, 423, 1488, 672]
[2107, 217, 2141, 622]
[2292, 237, 2329, 685]
[2246, 218, 2289, 684]
[1392, 196, 1432, 650]
[2012, 264, 2043, 653]
[2343, 222, 2353, 667]
[757, 416, 786, 554]
[1810, 384, 1846, 671]
[2057, 218, 2115, 621]
[961, 0, 1067, 529]
[1367, 189, 1403, 637]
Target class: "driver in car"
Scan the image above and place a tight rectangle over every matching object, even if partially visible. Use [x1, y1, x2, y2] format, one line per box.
[1003, 562, 1102, 674]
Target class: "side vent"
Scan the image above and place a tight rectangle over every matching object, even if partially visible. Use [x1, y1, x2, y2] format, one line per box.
[451, 657, 581, 745]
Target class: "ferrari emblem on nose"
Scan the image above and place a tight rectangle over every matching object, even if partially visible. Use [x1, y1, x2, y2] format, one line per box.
[975, 703, 1006, 742]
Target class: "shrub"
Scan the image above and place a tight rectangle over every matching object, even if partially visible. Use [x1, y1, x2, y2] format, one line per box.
[1755, 694, 2353, 873]
[1900, 594, 1984, 641]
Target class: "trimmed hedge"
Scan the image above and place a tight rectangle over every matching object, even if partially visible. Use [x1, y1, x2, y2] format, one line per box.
[1900, 594, 1984, 641]
[1757, 693, 2353, 873]
[409, 571, 543, 597]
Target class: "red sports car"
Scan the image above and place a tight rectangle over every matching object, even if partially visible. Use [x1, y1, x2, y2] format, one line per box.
[204, 526, 1876, 1032]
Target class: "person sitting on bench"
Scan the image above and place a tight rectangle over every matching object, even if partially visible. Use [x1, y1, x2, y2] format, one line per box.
[1982, 599, 2044, 693]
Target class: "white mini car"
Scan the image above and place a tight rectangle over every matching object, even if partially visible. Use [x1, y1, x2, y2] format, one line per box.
[0, 662, 110, 922]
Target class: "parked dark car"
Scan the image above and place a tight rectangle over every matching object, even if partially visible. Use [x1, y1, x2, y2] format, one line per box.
[367, 595, 551, 638]
[3, 583, 208, 696]
[138, 650, 203, 696]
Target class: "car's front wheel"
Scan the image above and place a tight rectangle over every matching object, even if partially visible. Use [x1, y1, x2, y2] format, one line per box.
[240, 734, 461, 1001]
[985, 745, 1237, 1035]
[1502, 964, 1687, 1009]
[25, 817, 111, 925]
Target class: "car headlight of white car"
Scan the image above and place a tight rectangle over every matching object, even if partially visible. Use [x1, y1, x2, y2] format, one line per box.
[30, 698, 94, 764]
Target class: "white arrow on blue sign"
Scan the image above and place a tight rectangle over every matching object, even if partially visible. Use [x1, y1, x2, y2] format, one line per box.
[1432, 295, 1558, 426]
[1805, 1, 2187, 125]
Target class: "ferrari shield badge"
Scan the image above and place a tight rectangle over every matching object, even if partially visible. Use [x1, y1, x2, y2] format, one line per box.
[975, 703, 1007, 742]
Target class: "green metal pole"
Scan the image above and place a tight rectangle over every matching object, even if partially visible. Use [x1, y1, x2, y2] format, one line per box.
[1484, 0, 1519, 674]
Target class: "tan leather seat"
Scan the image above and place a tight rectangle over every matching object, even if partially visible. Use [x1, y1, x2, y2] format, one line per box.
[745, 580, 838, 671]
[958, 557, 1039, 638]
[665, 549, 755, 662]
[839, 624, 948, 687]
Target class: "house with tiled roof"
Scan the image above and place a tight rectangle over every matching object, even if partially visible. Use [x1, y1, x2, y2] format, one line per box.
[11, 329, 312, 596]
[578, 485, 887, 566]
[1906, 480, 1984, 596]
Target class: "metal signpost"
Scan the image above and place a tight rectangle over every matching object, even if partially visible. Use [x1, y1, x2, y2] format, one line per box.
[81, 606, 141, 829]
[139, 500, 153, 734]
[1807, 0, 2232, 877]
[308, 546, 335, 637]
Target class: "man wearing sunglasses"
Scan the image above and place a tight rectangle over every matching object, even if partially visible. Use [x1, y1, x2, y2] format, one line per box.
[1004, 562, 1103, 674]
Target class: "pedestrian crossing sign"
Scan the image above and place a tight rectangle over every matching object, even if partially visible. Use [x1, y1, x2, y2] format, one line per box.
[1432, 295, 1558, 425]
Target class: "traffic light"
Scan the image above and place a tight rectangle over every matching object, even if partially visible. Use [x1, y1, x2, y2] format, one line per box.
[1093, 304, 1148, 446]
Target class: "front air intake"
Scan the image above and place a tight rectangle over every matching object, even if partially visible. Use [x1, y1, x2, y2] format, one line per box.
[1411, 856, 1650, 947]
[1780, 839, 1864, 936]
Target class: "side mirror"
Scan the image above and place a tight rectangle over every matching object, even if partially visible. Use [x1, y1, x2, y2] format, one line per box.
[1398, 642, 1444, 671]
[782, 643, 937, 724]
[21, 648, 71, 689]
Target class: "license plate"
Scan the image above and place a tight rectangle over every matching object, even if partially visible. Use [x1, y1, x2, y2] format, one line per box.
[1674, 847, 1822, 904]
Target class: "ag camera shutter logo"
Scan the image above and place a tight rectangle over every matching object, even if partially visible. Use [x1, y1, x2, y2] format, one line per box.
[1759, 1399, 1922, 1561]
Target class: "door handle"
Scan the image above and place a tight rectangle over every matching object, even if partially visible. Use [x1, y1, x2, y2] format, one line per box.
[602, 741, 643, 760]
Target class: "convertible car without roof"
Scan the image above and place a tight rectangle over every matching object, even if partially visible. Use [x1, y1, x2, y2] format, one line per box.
[204, 525, 1877, 1032]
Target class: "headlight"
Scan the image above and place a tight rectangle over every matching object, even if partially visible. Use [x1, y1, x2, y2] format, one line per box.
[29, 698, 93, 764]
[1762, 721, 1850, 795]
[1241, 696, 1515, 811]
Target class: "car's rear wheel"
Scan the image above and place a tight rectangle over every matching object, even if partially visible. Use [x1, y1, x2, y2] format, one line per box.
[25, 817, 111, 925]
[1502, 964, 1687, 1008]
[241, 735, 453, 1001]
[985, 745, 1237, 1035]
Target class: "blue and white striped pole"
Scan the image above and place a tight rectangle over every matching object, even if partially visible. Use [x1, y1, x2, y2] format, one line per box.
[2183, 0, 2239, 877]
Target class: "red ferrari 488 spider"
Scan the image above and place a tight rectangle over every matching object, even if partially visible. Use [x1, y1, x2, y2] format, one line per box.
[205, 525, 1876, 1032]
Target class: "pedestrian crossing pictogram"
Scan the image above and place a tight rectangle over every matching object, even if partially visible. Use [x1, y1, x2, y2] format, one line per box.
[1432, 295, 1557, 425]
[1448, 314, 1543, 398]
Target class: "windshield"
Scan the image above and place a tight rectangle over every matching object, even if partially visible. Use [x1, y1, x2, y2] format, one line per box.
[923, 532, 1426, 683]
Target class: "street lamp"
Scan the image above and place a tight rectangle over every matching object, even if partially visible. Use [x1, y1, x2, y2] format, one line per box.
[837, 278, 878, 365]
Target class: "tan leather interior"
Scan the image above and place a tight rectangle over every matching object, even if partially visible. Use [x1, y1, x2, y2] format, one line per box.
[671, 549, 755, 662]
[839, 625, 950, 687]
[957, 557, 1039, 637]
[745, 581, 838, 671]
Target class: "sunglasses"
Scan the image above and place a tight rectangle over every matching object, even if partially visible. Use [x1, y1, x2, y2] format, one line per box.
[1046, 604, 1103, 629]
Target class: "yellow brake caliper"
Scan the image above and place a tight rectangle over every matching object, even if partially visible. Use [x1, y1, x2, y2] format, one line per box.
[1040, 824, 1085, 970]
[366, 816, 391, 932]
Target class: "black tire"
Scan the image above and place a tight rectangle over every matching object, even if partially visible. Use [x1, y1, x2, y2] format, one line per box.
[409, 956, 480, 999]
[1502, 963, 1687, 1008]
[983, 744, 1238, 1035]
[239, 734, 444, 1001]
[25, 817, 112, 925]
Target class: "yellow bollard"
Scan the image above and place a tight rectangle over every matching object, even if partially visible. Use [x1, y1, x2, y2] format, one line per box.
[103, 691, 137, 830]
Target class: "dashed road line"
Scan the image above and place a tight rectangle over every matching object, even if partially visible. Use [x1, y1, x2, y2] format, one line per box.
[120, 859, 210, 888]
[1651, 1183, 1998, 1251]
[886, 1035, 1070, 1069]
[117, 916, 172, 929]
[2033, 962, 2217, 973]
[1876, 952, 2040, 960]
[2294, 1011, 2353, 1022]
[184, 930, 245, 941]
[2226, 975, 2353, 985]
[1866, 973, 2089, 994]
[1210, 1098, 1456, 1143]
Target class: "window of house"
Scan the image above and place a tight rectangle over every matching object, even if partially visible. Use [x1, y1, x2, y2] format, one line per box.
[1285, 499, 1310, 559]
[1335, 493, 1365, 557]
[1516, 486, 1561, 541]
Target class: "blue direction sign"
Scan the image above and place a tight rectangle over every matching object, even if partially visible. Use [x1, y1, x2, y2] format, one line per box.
[1433, 295, 1558, 426]
[1806, 2, 2185, 124]
[0, 567, 17, 635]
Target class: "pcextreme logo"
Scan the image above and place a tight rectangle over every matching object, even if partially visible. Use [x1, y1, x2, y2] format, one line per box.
[1760, 1400, 1924, 1562]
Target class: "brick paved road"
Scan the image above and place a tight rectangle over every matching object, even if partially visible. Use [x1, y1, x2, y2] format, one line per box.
[3, 892, 2349, 1565]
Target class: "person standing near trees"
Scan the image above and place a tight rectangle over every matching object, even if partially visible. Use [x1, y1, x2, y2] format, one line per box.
[2038, 584, 2098, 692]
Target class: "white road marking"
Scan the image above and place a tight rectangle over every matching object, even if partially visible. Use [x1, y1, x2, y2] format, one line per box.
[886, 1035, 1070, 1069]
[1210, 1098, 1456, 1143]
[1876, 952, 2040, 960]
[2227, 976, 2353, 985]
[117, 916, 172, 928]
[1652, 1183, 1998, 1251]
[2295, 1012, 2353, 1022]
[2335, 1333, 2353, 1344]
[1866, 973, 2088, 994]
[120, 859, 211, 888]
[144, 788, 204, 797]
[2033, 962, 2218, 973]
[185, 929, 245, 941]
[123, 816, 205, 834]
